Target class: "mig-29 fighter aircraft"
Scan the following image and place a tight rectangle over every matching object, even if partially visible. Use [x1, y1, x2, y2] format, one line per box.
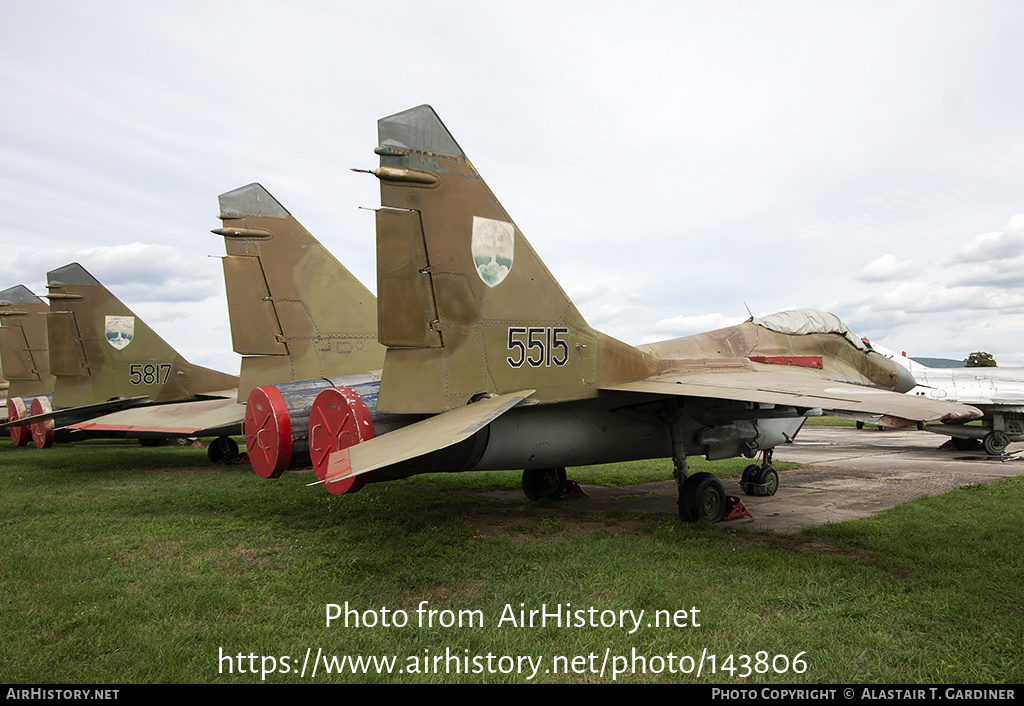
[303, 105, 980, 522]
[2, 264, 240, 456]
[45, 184, 387, 467]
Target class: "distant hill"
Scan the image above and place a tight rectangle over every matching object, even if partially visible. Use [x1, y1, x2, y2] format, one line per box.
[911, 357, 966, 368]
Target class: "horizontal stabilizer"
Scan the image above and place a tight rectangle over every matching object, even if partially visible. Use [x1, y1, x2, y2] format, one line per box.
[68, 397, 244, 437]
[317, 390, 535, 487]
[1, 395, 150, 429]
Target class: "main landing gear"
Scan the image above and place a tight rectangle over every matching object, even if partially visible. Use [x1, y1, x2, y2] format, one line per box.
[678, 472, 727, 523]
[675, 446, 779, 523]
[983, 431, 1010, 456]
[949, 430, 1010, 455]
[208, 436, 240, 464]
[521, 468, 567, 500]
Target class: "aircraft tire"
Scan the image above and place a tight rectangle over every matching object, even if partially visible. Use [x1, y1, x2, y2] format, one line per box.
[678, 473, 726, 523]
[751, 466, 779, 497]
[522, 468, 567, 501]
[951, 437, 976, 451]
[983, 431, 1010, 456]
[739, 464, 760, 495]
[208, 436, 240, 465]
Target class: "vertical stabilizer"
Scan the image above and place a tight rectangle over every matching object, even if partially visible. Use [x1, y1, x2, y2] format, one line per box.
[45, 264, 237, 408]
[0, 285, 54, 399]
[369, 105, 656, 413]
[214, 183, 386, 398]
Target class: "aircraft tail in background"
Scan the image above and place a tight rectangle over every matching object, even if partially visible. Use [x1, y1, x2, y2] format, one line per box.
[213, 183, 386, 399]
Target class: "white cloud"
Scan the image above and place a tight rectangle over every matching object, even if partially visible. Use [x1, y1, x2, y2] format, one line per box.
[858, 254, 918, 283]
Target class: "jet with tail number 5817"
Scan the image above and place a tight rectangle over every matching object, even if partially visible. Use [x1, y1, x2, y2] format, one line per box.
[305, 105, 980, 522]
[18, 185, 388, 465]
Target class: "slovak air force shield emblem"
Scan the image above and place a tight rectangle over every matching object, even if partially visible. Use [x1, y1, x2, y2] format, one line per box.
[105, 315, 135, 350]
[472, 216, 515, 288]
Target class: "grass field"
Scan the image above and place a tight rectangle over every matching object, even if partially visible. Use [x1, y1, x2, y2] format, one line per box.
[1, 439, 1021, 684]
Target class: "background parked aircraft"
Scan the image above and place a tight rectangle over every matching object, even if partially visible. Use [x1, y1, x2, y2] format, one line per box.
[873, 343, 1024, 455]
[0, 285, 56, 446]
[62, 184, 387, 471]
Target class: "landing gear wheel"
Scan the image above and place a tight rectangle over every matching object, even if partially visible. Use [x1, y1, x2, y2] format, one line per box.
[208, 436, 239, 465]
[751, 465, 779, 497]
[740, 464, 760, 495]
[951, 437, 976, 451]
[678, 473, 726, 523]
[522, 468, 567, 500]
[983, 431, 1010, 456]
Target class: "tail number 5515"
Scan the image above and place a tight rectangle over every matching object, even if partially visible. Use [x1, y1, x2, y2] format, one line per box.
[507, 327, 569, 368]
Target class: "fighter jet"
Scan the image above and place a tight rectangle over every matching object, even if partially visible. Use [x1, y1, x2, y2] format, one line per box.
[1, 285, 56, 446]
[2, 264, 240, 455]
[873, 344, 1024, 455]
[48, 184, 386, 466]
[306, 105, 980, 521]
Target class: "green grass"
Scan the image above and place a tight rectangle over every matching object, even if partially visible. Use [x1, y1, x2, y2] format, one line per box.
[1, 440, 1021, 683]
[803, 415, 858, 426]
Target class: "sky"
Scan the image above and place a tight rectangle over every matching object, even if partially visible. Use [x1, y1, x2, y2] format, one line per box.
[2, 0, 1023, 375]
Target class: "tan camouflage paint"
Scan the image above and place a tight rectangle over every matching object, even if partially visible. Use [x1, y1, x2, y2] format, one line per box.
[213, 183, 386, 399]
[0, 286, 55, 399]
[44, 263, 237, 409]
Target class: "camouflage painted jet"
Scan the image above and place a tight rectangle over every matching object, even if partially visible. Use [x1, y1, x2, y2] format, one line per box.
[303, 104, 980, 521]
[872, 343, 1024, 455]
[47, 184, 386, 466]
[1, 285, 56, 446]
[1, 264, 240, 455]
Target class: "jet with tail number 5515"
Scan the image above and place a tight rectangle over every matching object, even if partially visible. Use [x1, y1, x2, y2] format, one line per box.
[306, 105, 980, 522]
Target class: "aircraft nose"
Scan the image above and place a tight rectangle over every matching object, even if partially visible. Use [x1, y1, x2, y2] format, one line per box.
[893, 369, 918, 393]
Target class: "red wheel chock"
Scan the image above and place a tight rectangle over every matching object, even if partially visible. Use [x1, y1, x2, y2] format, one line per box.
[562, 480, 588, 499]
[722, 495, 751, 520]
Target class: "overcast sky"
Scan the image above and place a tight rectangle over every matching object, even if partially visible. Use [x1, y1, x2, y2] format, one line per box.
[2, 1, 1023, 375]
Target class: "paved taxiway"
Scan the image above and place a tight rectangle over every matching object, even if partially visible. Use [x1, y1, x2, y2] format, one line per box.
[562, 426, 1024, 533]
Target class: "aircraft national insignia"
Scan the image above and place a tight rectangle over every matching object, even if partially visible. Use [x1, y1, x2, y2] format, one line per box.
[104, 315, 134, 350]
[472, 216, 515, 287]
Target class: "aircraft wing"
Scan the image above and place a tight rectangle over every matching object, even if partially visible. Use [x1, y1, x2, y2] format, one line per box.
[319, 390, 535, 487]
[601, 365, 981, 423]
[67, 395, 244, 437]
